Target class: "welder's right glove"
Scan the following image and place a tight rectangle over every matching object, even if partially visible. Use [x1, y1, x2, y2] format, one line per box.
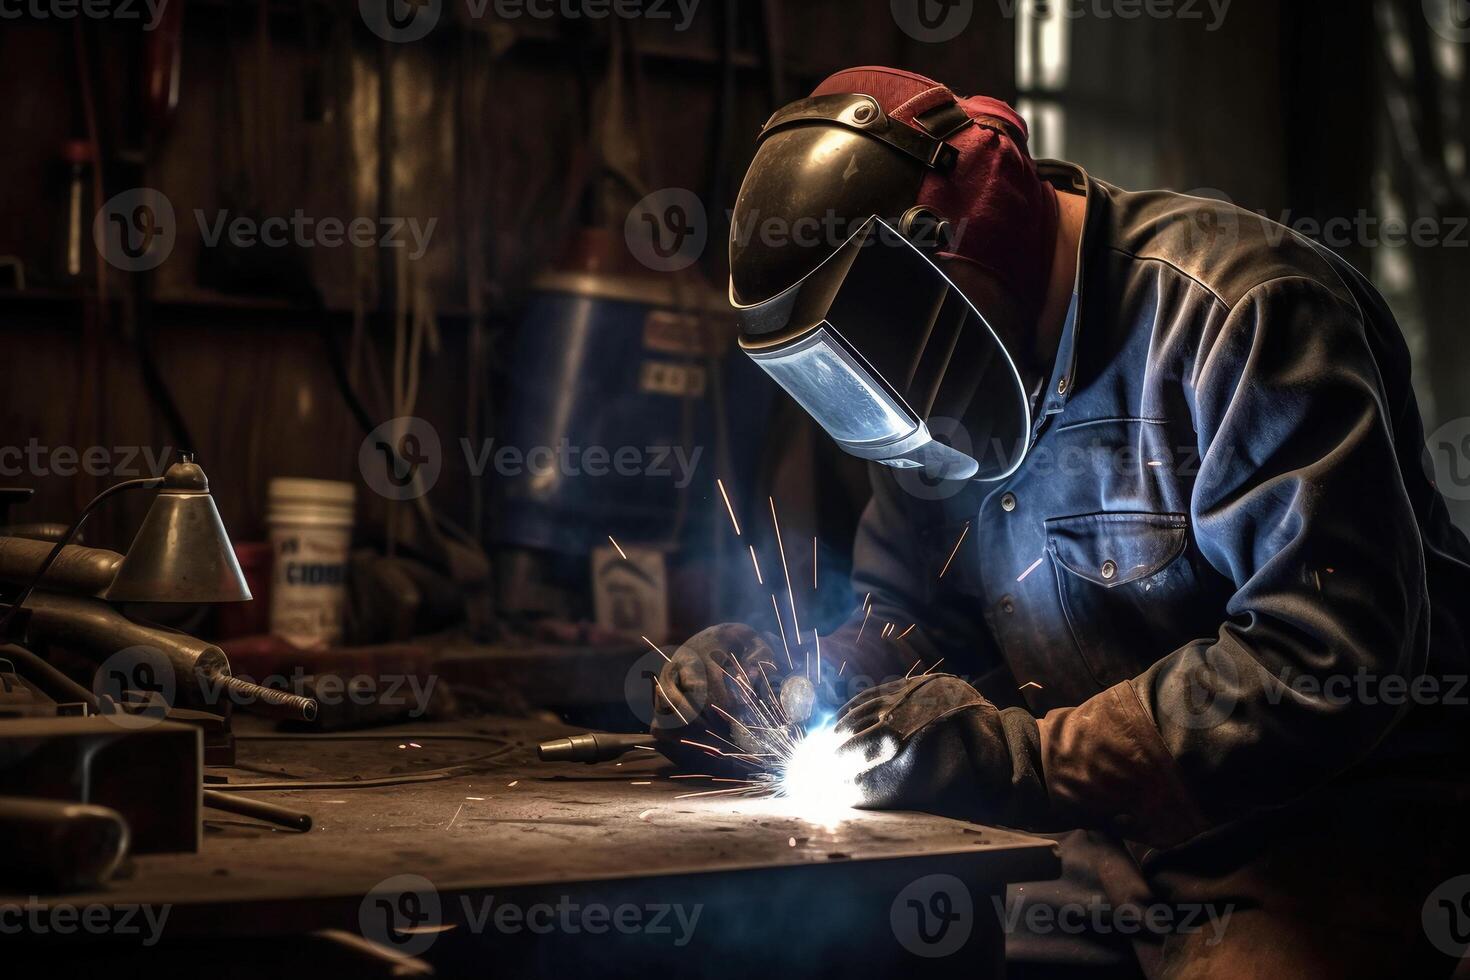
[834, 674, 1051, 828]
[651, 623, 839, 774]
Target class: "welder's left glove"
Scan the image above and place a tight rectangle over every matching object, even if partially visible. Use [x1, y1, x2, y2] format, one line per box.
[834, 674, 1050, 828]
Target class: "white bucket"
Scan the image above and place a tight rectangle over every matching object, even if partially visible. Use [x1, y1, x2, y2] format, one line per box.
[267, 478, 356, 649]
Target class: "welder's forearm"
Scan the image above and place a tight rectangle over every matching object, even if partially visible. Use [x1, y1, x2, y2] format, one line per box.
[1035, 680, 1212, 848]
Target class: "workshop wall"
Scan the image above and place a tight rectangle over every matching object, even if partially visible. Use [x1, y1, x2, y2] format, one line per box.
[1, 0, 1467, 633]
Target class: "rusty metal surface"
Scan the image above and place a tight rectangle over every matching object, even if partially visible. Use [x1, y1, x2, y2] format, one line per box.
[11, 716, 1058, 929]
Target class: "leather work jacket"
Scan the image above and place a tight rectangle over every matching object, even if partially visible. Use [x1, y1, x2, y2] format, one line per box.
[828, 162, 1470, 849]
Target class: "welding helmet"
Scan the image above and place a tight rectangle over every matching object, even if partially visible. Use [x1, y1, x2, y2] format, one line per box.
[729, 70, 1056, 482]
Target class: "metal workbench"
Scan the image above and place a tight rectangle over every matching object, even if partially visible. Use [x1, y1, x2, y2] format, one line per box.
[6, 716, 1060, 978]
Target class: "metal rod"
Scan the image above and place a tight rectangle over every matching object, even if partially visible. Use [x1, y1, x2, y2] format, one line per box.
[202, 790, 312, 832]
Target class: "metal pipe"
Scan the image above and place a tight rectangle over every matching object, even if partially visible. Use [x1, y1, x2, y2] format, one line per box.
[202, 789, 312, 832]
[13, 593, 317, 721]
[0, 537, 123, 596]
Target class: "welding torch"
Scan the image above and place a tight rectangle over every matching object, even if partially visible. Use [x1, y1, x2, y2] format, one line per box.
[537, 732, 660, 764]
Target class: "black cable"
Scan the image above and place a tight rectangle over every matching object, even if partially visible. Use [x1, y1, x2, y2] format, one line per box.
[213, 732, 519, 792]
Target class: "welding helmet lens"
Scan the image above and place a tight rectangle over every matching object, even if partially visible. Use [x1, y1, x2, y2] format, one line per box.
[735, 217, 1031, 482]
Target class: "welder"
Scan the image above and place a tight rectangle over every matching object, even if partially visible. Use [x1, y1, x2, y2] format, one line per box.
[654, 66, 1470, 977]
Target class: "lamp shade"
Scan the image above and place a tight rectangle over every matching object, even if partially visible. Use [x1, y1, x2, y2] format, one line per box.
[103, 460, 253, 604]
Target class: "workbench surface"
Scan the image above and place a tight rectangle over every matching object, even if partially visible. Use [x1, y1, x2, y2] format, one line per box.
[9, 716, 1060, 975]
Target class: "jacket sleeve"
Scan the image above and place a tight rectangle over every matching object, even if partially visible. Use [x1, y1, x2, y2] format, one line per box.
[824, 464, 1005, 697]
[1038, 275, 1428, 848]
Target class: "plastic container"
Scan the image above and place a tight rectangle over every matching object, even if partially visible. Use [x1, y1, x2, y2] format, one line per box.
[266, 478, 356, 649]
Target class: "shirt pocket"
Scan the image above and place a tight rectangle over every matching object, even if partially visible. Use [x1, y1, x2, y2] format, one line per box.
[1046, 511, 1192, 688]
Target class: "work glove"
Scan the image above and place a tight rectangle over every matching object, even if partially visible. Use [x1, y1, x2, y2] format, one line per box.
[651, 623, 838, 774]
[834, 674, 1050, 828]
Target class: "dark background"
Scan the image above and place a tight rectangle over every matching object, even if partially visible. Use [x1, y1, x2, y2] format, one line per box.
[1, 0, 1466, 636]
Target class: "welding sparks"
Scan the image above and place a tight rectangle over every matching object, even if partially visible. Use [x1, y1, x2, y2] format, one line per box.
[717, 479, 742, 536]
[653, 676, 689, 725]
[641, 635, 670, 662]
[749, 545, 764, 585]
[856, 604, 873, 644]
[938, 522, 970, 580]
[771, 594, 794, 669]
[770, 497, 802, 637]
[608, 536, 629, 561]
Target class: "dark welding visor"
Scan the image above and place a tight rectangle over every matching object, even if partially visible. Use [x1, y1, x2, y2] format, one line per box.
[733, 217, 1031, 482]
[730, 93, 962, 309]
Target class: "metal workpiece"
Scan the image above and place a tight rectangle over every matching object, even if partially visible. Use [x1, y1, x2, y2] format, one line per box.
[0, 537, 123, 596]
[13, 593, 316, 721]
